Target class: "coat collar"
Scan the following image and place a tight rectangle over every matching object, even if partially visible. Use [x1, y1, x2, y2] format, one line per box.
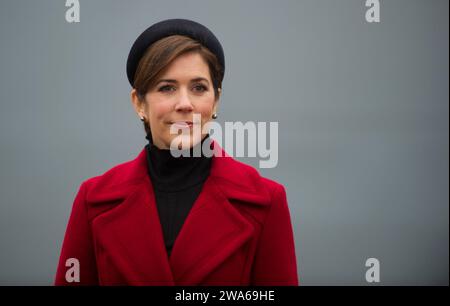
[85, 140, 271, 285]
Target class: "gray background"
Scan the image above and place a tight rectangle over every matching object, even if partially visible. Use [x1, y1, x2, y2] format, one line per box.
[0, 0, 448, 285]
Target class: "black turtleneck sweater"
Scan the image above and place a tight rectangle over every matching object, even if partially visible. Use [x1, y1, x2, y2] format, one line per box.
[145, 134, 213, 259]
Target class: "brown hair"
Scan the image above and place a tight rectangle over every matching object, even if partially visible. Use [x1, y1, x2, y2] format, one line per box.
[133, 35, 224, 137]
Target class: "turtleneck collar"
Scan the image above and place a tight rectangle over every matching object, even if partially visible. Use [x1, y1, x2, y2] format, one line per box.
[145, 134, 213, 192]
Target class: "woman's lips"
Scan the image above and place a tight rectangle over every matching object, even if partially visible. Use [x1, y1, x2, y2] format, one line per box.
[170, 121, 193, 129]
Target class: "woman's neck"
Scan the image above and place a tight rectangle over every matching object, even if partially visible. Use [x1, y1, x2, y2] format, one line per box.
[145, 134, 213, 192]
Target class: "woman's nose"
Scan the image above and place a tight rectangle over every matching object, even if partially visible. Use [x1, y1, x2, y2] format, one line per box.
[174, 89, 194, 112]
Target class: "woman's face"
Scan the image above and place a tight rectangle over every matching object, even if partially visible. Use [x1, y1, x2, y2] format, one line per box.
[131, 51, 218, 150]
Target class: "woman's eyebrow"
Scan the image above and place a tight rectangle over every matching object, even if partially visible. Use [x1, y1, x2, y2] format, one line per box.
[157, 79, 177, 84]
[191, 77, 209, 84]
[156, 77, 210, 85]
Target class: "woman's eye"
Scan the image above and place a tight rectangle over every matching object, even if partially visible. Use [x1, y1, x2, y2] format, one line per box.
[159, 85, 175, 92]
[193, 84, 207, 92]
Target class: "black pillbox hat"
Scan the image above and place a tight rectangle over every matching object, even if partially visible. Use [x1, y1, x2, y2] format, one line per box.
[126, 18, 225, 88]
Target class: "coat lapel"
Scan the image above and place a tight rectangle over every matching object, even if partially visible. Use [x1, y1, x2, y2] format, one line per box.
[86, 140, 271, 285]
[88, 174, 175, 285]
[169, 176, 255, 285]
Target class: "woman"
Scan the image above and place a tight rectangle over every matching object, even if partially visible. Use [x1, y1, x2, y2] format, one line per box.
[55, 19, 298, 286]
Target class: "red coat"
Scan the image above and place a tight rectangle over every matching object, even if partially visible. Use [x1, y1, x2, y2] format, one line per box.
[55, 141, 299, 286]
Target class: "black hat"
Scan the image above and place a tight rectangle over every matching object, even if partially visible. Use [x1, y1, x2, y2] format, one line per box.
[126, 18, 225, 88]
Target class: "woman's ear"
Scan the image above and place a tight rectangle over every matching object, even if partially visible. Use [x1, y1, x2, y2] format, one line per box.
[216, 87, 222, 101]
[131, 89, 145, 119]
[212, 99, 219, 116]
[213, 88, 220, 113]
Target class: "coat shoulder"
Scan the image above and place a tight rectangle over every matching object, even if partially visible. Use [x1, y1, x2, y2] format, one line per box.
[228, 155, 284, 187]
[214, 155, 286, 204]
[80, 149, 148, 199]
